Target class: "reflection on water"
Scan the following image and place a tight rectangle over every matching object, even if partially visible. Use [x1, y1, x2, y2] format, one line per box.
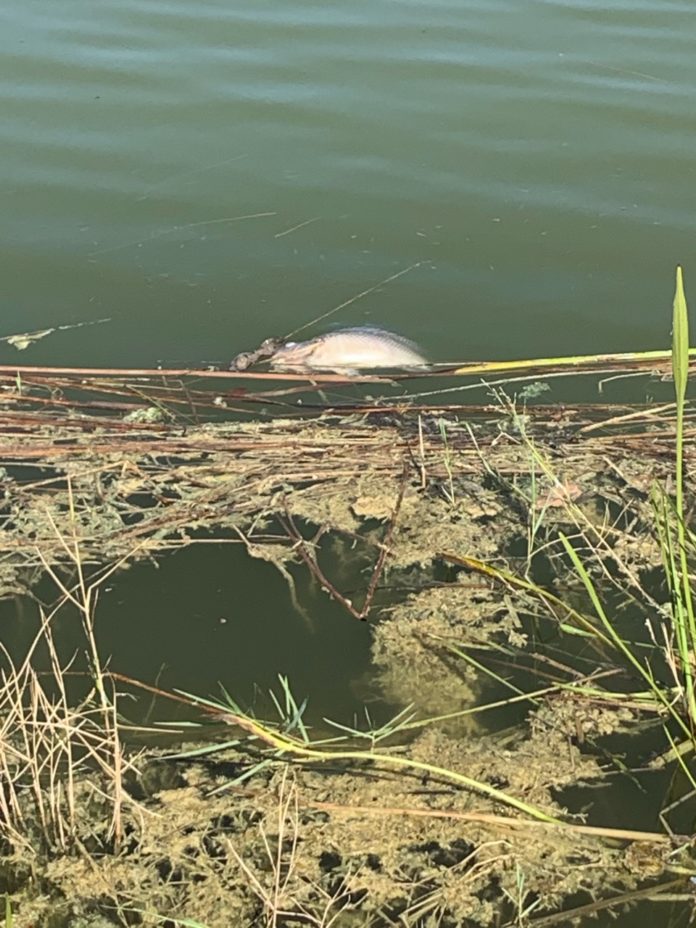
[0, 543, 374, 726]
[1, 0, 696, 375]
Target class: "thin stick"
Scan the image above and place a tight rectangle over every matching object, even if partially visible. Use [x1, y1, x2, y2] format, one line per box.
[359, 465, 409, 619]
[0, 347, 693, 383]
[88, 211, 277, 257]
[281, 511, 364, 621]
[305, 799, 674, 844]
[0, 364, 382, 383]
[274, 217, 320, 238]
[285, 261, 424, 339]
[527, 879, 684, 927]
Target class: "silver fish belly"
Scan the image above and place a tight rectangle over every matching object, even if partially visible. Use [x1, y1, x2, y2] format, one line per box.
[269, 327, 429, 374]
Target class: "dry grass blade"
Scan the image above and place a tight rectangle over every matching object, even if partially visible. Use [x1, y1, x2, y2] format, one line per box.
[0, 519, 147, 857]
[0, 614, 138, 855]
[0, 393, 690, 602]
[226, 767, 354, 927]
[524, 877, 685, 927]
[215, 709, 562, 824]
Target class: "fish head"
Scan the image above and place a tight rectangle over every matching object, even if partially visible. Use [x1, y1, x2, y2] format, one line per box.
[269, 339, 321, 371]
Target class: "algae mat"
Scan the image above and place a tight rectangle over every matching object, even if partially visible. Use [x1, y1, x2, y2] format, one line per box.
[1, 403, 695, 926]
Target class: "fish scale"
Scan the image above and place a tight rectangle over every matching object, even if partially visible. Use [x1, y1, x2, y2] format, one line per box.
[269, 326, 429, 374]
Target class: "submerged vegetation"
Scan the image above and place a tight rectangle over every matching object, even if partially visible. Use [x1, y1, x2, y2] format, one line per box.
[1, 269, 696, 925]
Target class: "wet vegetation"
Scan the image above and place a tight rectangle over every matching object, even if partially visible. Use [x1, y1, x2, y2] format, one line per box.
[1, 270, 696, 926]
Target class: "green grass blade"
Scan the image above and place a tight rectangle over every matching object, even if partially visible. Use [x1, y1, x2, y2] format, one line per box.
[449, 346, 696, 377]
[441, 552, 614, 648]
[447, 644, 529, 698]
[663, 726, 696, 791]
[559, 533, 689, 740]
[673, 265, 689, 403]
[671, 266, 696, 725]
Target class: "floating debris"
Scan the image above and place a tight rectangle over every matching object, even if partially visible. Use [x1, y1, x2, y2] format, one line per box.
[268, 326, 429, 374]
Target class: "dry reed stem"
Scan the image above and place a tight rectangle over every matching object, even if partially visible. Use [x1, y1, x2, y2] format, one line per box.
[226, 767, 354, 927]
[527, 877, 685, 927]
[1, 401, 688, 592]
[0, 534, 144, 856]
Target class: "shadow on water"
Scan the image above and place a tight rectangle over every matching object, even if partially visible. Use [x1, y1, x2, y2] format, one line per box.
[0, 540, 374, 729]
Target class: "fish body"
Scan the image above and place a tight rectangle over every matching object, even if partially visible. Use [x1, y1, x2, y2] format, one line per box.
[269, 326, 429, 374]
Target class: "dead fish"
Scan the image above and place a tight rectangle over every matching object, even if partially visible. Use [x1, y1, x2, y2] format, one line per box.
[269, 326, 429, 374]
[229, 337, 283, 371]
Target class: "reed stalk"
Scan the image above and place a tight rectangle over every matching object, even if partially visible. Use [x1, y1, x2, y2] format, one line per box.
[669, 266, 696, 726]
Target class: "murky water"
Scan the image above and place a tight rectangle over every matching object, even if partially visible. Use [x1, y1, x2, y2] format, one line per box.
[2, 4, 696, 918]
[2, 0, 696, 373]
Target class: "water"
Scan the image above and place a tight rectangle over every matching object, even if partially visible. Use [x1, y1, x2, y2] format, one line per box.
[2, 0, 696, 372]
[0, 543, 374, 724]
[1, 3, 695, 916]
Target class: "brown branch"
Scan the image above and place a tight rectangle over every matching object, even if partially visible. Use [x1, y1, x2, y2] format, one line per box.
[280, 508, 365, 621]
[358, 464, 410, 619]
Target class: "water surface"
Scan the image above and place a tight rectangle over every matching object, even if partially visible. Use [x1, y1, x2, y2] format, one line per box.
[2, 0, 695, 373]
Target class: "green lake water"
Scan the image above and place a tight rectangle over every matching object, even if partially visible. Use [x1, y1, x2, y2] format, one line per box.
[2, 3, 696, 918]
[3, 0, 696, 371]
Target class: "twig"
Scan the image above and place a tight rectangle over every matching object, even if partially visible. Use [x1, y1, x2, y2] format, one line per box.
[280, 509, 364, 621]
[285, 261, 424, 339]
[358, 464, 409, 619]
